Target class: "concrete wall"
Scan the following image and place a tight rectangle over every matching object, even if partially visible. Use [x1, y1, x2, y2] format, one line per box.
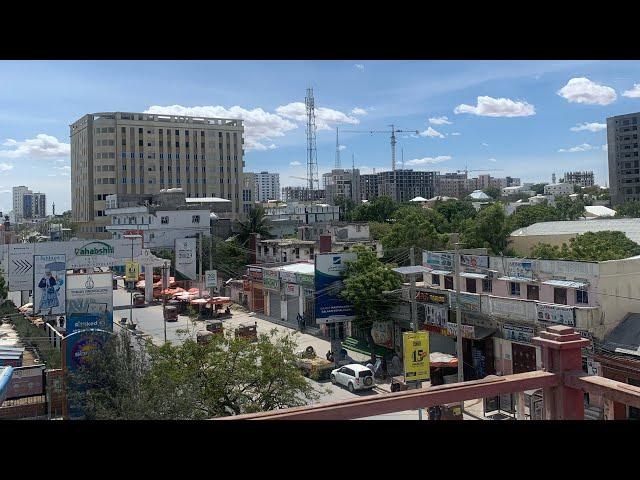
[508, 233, 576, 256]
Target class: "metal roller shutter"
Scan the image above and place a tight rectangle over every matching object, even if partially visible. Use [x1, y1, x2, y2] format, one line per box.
[286, 295, 299, 323]
[268, 291, 281, 319]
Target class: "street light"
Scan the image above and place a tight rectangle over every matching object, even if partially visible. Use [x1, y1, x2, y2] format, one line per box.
[123, 234, 142, 330]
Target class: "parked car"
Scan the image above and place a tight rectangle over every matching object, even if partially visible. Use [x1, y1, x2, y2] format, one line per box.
[330, 364, 374, 392]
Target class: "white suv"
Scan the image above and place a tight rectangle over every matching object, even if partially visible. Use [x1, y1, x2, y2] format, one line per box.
[330, 364, 374, 392]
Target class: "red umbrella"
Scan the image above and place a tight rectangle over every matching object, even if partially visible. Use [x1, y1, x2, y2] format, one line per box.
[190, 298, 208, 305]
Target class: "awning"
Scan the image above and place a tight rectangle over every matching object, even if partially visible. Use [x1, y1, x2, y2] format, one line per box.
[542, 279, 588, 288]
[342, 336, 394, 358]
[498, 276, 534, 283]
[472, 326, 496, 340]
[459, 272, 487, 279]
[429, 270, 452, 276]
[392, 265, 433, 275]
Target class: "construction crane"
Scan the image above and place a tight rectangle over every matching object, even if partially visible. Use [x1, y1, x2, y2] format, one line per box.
[290, 175, 320, 186]
[342, 124, 420, 171]
[456, 168, 504, 175]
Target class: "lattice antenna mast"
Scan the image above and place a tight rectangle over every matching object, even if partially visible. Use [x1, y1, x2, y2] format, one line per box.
[305, 88, 319, 194]
[335, 127, 341, 169]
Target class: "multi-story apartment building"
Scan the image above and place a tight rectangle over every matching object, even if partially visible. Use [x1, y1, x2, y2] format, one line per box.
[70, 112, 245, 239]
[323, 168, 360, 205]
[242, 172, 257, 214]
[360, 173, 379, 201]
[435, 172, 477, 198]
[564, 170, 595, 188]
[377, 169, 437, 203]
[476, 174, 520, 190]
[12, 186, 30, 223]
[12, 187, 46, 222]
[544, 182, 574, 196]
[252, 171, 280, 202]
[607, 112, 640, 205]
[281, 187, 326, 203]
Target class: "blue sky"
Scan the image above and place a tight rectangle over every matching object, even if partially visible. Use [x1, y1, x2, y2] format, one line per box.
[1, 60, 640, 213]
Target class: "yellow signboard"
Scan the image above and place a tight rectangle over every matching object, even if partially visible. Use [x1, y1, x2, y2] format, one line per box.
[125, 261, 140, 282]
[403, 331, 430, 382]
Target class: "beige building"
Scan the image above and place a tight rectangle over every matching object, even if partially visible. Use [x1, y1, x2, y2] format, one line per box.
[70, 112, 245, 238]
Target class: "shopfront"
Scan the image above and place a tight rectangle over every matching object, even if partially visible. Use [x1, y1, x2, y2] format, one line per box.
[248, 267, 264, 313]
[495, 323, 541, 375]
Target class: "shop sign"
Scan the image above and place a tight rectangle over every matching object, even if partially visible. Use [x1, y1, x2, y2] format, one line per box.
[421, 324, 449, 336]
[204, 270, 218, 288]
[262, 269, 280, 291]
[416, 289, 448, 305]
[446, 322, 475, 339]
[280, 271, 297, 283]
[460, 254, 489, 269]
[403, 331, 430, 382]
[285, 283, 300, 296]
[423, 251, 454, 269]
[371, 321, 394, 349]
[536, 303, 575, 327]
[502, 324, 535, 344]
[505, 259, 535, 280]
[424, 304, 447, 327]
[576, 329, 594, 354]
[6, 365, 45, 400]
[450, 292, 481, 312]
[488, 297, 529, 321]
[248, 267, 263, 280]
[125, 261, 140, 282]
[296, 272, 315, 286]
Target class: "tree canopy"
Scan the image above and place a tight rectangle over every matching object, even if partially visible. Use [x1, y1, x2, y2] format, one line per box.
[530, 231, 640, 262]
[482, 186, 501, 200]
[351, 196, 398, 223]
[461, 203, 510, 254]
[615, 201, 640, 218]
[380, 206, 449, 258]
[236, 205, 272, 246]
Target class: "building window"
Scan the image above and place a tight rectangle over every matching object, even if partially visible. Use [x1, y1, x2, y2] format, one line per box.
[554, 288, 567, 305]
[161, 216, 169, 224]
[510, 282, 521, 296]
[465, 278, 476, 293]
[444, 276, 454, 290]
[527, 284, 539, 301]
[481, 279, 492, 292]
[192, 215, 200, 224]
[431, 274, 440, 286]
[576, 289, 589, 304]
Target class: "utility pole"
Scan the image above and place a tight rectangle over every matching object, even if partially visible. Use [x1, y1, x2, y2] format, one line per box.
[198, 232, 203, 299]
[162, 262, 168, 344]
[409, 246, 423, 421]
[454, 242, 463, 383]
[209, 233, 214, 297]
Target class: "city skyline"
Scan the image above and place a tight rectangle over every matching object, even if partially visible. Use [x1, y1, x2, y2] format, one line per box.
[2, 60, 640, 212]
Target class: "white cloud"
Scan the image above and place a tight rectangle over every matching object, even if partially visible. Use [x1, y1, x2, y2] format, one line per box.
[351, 107, 367, 116]
[419, 126, 445, 139]
[454, 96, 535, 117]
[354, 64, 364, 71]
[0, 189, 10, 193]
[602, 144, 608, 151]
[268, 144, 276, 150]
[481, 143, 489, 147]
[450, 132, 461, 136]
[289, 161, 302, 166]
[276, 102, 359, 131]
[558, 143, 595, 153]
[339, 145, 347, 151]
[145, 104, 297, 151]
[405, 155, 452, 166]
[429, 116, 452, 125]
[55, 165, 71, 171]
[570, 122, 606, 132]
[0, 134, 70, 158]
[557, 77, 617, 105]
[488, 158, 497, 162]
[0, 163, 14, 172]
[622, 84, 640, 98]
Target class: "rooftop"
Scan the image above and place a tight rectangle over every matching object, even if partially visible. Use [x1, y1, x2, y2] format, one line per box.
[259, 239, 316, 246]
[276, 262, 315, 274]
[509, 218, 640, 244]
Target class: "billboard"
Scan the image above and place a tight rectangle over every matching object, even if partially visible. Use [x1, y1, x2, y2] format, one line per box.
[450, 292, 482, 312]
[403, 331, 430, 382]
[65, 273, 114, 336]
[423, 251, 454, 270]
[424, 304, 448, 327]
[536, 303, 575, 327]
[5, 365, 45, 400]
[371, 321, 394, 349]
[459, 254, 489, 269]
[175, 238, 197, 280]
[205, 270, 218, 288]
[262, 269, 280, 291]
[314, 252, 357, 324]
[33, 254, 66, 316]
[506, 259, 535, 280]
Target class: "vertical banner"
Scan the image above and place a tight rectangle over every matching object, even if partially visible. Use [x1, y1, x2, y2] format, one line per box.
[33, 254, 66, 316]
[403, 331, 430, 382]
[65, 272, 114, 336]
[204, 270, 218, 288]
[125, 261, 140, 282]
[175, 238, 197, 280]
[314, 252, 357, 324]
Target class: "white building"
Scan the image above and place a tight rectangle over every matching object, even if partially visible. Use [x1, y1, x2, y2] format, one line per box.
[12, 186, 30, 222]
[253, 171, 280, 202]
[544, 183, 574, 196]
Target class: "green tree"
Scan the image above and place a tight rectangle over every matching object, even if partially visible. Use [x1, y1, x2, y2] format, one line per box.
[554, 196, 585, 220]
[530, 183, 547, 195]
[381, 206, 449, 260]
[461, 203, 509, 254]
[0, 269, 7, 303]
[483, 186, 501, 200]
[530, 231, 640, 261]
[340, 247, 403, 362]
[352, 195, 398, 223]
[236, 206, 272, 246]
[507, 203, 559, 232]
[369, 221, 392, 241]
[433, 199, 477, 233]
[615, 201, 640, 218]
[334, 196, 356, 221]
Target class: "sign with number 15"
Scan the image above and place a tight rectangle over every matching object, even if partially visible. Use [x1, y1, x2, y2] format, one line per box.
[403, 331, 430, 382]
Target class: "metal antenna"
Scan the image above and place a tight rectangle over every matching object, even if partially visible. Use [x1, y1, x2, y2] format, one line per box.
[335, 126, 341, 169]
[305, 87, 318, 199]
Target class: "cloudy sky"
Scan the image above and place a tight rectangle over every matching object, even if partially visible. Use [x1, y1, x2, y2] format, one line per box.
[1, 60, 640, 213]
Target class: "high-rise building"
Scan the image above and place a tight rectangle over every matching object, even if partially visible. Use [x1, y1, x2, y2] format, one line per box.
[564, 171, 595, 188]
[12, 186, 46, 222]
[377, 169, 438, 203]
[435, 172, 477, 198]
[607, 112, 640, 205]
[360, 174, 378, 201]
[12, 186, 30, 222]
[282, 187, 326, 202]
[323, 168, 361, 205]
[242, 172, 257, 213]
[70, 112, 245, 238]
[253, 171, 280, 202]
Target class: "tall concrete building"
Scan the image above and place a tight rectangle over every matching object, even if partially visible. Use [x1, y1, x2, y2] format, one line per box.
[12, 186, 46, 222]
[360, 174, 378, 201]
[12, 186, 30, 222]
[435, 172, 477, 198]
[253, 171, 280, 201]
[323, 168, 360, 205]
[377, 169, 438, 203]
[70, 112, 245, 238]
[242, 172, 258, 213]
[281, 187, 326, 203]
[564, 171, 595, 188]
[607, 112, 640, 205]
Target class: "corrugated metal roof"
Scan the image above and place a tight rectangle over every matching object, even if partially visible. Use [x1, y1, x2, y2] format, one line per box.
[509, 218, 640, 244]
[459, 272, 488, 279]
[542, 279, 588, 288]
[498, 276, 534, 283]
[584, 205, 616, 217]
[429, 270, 452, 275]
[392, 265, 432, 275]
[605, 313, 640, 351]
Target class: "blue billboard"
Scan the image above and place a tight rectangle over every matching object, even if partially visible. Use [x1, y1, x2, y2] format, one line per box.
[314, 252, 358, 324]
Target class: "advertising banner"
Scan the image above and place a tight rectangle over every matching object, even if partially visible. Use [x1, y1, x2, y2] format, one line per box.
[314, 252, 357, 324]
[125, 261, 140, 282]
[285, 283, 300, 296]
[371, 321, 394, 349]
[296, 272, 314, 286]
[450, 292, 481, 312]
[446, 322, 475, 339]
[403, 331, 430, 382]
[423, 251, 454, 270]
[460, 254, 489, 269]
[3, 244, 34, 291]
[65, 273, 114, 336]
[424, 304, 448, 327]
[175, 238, 197, 280]
[506, 259, 535, 280]
[536, 303, 575, 327]
[33, 254, 66, 316]
[280, 271, 297, 284]
[416, 289, 448, 305]
[262, 269, 280, 291]
[5, 365, 45, 400]
[502, 324, 535, 344]
[205, 270, 218, 288]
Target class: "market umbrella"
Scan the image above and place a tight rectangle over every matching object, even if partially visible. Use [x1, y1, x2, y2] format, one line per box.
[429, 352, 458, 368]
[136, 280, 145, 289]
[190, 298, 208, 305]
[207, 297, 231, 305]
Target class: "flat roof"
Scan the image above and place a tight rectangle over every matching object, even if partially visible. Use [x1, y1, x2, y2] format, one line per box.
[276, 263, 315, 274]
[509, 218, 640, 244]
[185, 197, 232, 204]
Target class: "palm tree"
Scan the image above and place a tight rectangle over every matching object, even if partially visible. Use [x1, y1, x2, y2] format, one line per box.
[236, 206, 272, 246]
